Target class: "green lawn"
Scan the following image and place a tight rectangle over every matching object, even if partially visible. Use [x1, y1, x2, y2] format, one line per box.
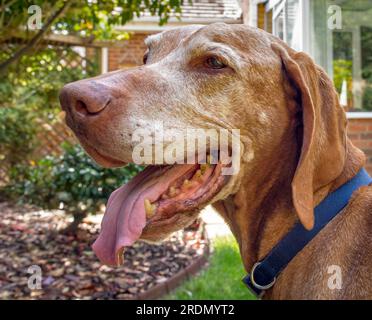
[164, 236, 256, 300]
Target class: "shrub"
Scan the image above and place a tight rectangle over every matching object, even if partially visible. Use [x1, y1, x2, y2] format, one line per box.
[6, 143, 143, 233]
[0, 107, 37, 166]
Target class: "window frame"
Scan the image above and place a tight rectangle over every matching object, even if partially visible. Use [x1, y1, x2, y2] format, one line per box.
[266, 0, 310, 53]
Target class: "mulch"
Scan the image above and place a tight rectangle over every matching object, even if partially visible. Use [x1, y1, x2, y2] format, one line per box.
[0, 201, 207, 299]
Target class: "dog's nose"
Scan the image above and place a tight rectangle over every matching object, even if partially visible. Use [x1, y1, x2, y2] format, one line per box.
[59, 81, 111, 116]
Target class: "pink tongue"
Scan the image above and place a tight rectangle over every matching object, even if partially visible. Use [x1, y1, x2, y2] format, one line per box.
[92, 165, 197, 266]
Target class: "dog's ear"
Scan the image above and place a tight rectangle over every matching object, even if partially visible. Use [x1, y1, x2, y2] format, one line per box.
[271, 43, 346, 230]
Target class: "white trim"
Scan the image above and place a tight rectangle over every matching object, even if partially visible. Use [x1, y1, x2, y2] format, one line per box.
[264, 0, 310, 53]
[122, 15, 242, 24]
[300, 0, 310, 54]
[272, 1, 284, 37]
[115, 18, 242, 33]
[101, 47, 108, 74]
[283, 1, 287, 43]
[346, 112, 372, 119]
[248, 0, 259, 27]
[266, 0, 282, 11]
[273, 1, 285, 19]
[326, 15, 334, 79]
[352, 26, 363, 110]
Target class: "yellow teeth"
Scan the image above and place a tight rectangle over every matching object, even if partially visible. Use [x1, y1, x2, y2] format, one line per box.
[193, 169, 202, 180]
[200, 163, 210, 174]
[183, 179, 190, 187]
[207, 154, 212, 164]
[182, 179, 198, 191]
[168, 186, 179, 198]
[144, 199, 156, 218]
[182, 179, 194, 189]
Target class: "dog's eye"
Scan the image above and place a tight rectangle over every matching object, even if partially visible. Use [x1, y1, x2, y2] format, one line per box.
[143, 52, 149, 64]
[205, 57, 226, 69]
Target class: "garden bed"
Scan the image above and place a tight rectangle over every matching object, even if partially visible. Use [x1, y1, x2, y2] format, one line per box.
[0, 201, 208, 300]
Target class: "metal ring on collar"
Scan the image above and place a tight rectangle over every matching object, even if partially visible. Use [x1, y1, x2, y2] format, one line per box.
[250, 262, 276, 291]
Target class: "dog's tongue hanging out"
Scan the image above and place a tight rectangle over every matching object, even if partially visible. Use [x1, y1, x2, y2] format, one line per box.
[92, 160, 226, 266]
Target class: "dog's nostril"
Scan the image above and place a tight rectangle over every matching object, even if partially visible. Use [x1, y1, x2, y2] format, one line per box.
[60, 82, 111, 116]
[75, 100, 89, 116]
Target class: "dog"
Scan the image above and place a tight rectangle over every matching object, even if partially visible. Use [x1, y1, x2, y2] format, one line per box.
[59, 23, 372, 299]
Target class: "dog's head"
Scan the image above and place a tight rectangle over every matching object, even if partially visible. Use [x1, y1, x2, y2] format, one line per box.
[60, 23, 349, 265]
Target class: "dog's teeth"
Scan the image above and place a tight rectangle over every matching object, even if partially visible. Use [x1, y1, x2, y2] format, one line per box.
[190, 170, 200, 180]
[200, 163, 209, 174]
[193, 169, 202, 180]
[207, 155, 212, 164]
[182, 179, 195, 190]
[183, 179, 191, 187]
[168, 186, 179, 197]
[144, 199, 155, 218]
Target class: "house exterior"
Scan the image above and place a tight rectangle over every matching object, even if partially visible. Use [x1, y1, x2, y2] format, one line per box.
[103, 0, 372, 173]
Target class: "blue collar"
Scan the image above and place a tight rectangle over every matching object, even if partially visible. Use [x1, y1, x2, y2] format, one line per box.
[243, 168, 372, 298]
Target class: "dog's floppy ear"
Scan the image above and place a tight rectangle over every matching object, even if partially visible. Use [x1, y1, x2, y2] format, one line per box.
[271, 43, 346, 230]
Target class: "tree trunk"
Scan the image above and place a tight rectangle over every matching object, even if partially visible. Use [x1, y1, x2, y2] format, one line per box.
[61, 211, 86, 235]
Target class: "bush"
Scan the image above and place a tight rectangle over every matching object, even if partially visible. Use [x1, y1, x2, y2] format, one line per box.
[0, 107, 37, 166]
[6, 143, 143, 233]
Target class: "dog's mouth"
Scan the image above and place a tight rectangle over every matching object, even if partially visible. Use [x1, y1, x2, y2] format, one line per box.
[92, 155, 228, 266]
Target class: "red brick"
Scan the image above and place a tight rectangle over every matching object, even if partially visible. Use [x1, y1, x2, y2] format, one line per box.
[353, 140, 371, 148]
[351, 119, 372, 124]
[347, 133, 360, 140]
[361, 132, 372, 140]
[108, 33, 150, 71]
[348, 124, 368, 132]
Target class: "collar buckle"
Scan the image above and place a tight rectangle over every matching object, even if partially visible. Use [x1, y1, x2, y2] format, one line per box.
[250, 262, 276, 291]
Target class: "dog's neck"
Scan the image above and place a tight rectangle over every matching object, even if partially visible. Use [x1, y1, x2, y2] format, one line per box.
[214, 139, 366, 273]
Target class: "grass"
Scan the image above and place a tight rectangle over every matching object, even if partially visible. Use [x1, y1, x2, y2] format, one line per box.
[164, 236, 256, 300]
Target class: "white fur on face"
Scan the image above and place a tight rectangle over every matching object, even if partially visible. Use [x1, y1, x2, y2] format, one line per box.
[257, 111, 270, 126]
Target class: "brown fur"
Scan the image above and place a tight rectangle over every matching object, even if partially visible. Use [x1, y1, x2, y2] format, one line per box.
[60, 23, 372, 299]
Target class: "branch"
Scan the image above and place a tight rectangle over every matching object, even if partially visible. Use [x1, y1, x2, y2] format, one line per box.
[0, 1, 71, 75]
[0, 0, 17, 12]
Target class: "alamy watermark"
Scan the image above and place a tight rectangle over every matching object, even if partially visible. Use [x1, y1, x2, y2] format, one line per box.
[27, 265, 42, 290]
[328, 5, 342, 30]
[327, 265, 342, 290]
[131, 122, 241, 175]
[27, 5, 42, 30]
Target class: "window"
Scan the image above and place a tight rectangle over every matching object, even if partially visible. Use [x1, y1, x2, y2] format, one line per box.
[263, 0, 372, 113]
[269, 0, 303, 51]
[309, 0, 372, 112]
[285, 0, 301, 51]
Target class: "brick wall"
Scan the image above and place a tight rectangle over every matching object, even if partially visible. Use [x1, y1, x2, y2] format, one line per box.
[347, 118, 372, 174]
[108, 33, 149, 71]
